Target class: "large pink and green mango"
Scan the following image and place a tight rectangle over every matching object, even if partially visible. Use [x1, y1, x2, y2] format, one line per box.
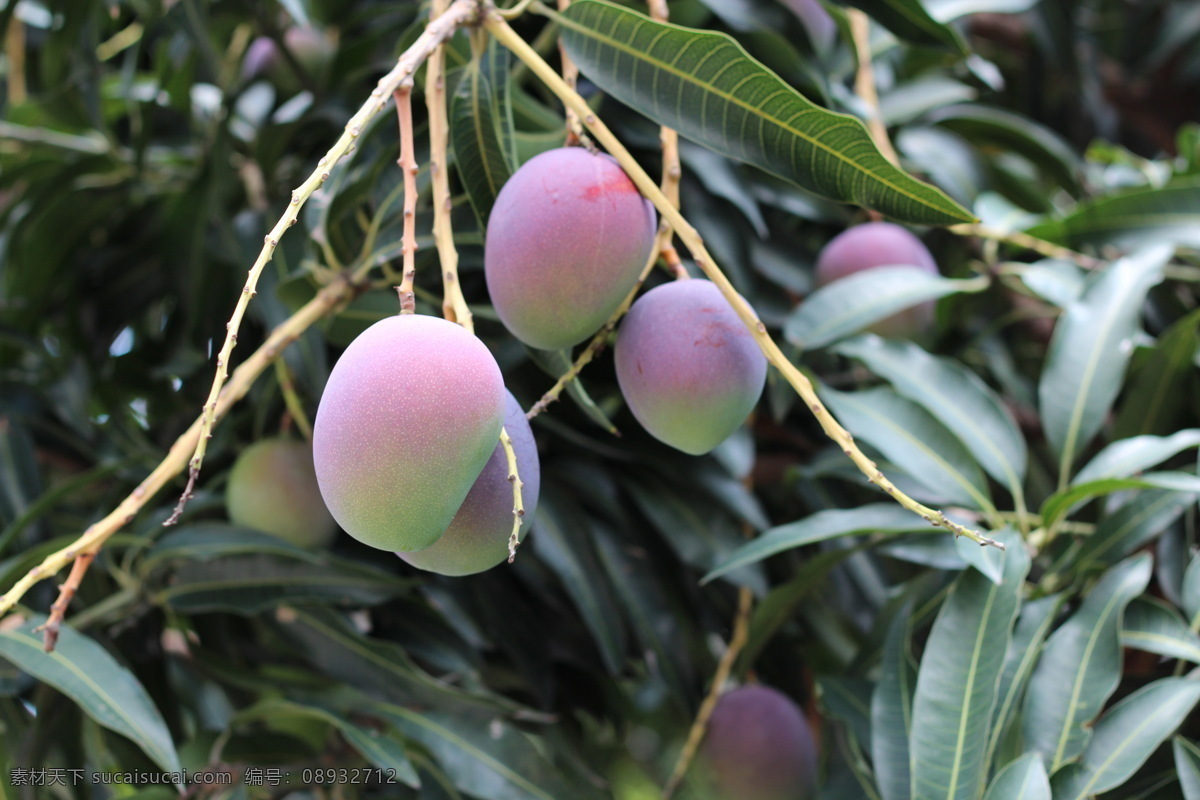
[399, 390, 540, 576]
[485, 147, 657, 350]
[696, 686, 819, 800]
[226, 438, 337, 549]
[615, 280, 766, 455]
[312, 314, 505, 552]
[815, 221, 940, 337]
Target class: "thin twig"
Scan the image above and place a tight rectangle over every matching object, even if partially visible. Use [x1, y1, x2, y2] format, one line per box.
[426, 0, 474, 332]
[500, 428, 526, 562]
[951, 223, 1104, 269]
[395, 80, 419, 314]
[489, 11, 1004, 550]
[848, 9, 898, 166]
[170, 0, 479, 525]
[35, 550, 95, 651]
[662, 586, 753, 798]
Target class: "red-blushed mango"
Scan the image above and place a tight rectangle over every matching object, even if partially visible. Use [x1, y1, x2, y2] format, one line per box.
[312, 314, 505, 552]
[815, 221, 939, 337]
[485, 147, 657, 350]
[226, 438, 337, 549]
[696, 686, 819, 800]
[614, 280, 766, 455]
[399, 391, 540, 576]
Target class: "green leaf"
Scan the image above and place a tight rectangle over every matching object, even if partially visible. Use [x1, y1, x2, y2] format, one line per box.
[872, 601, 916, 800]
[531, 493, 627, 674]
[381, 704, 583, 800]
[142, 523, 319, 571]
[1076, 489, 1198, 569]
[1039, 471, 1200, 530]
[1014, 260, 1086, 307]
[703, 503, 931, 582]
[1049, 677, 1200, 799]
[909, 528, 1028, 800]
[1114, 311, 1200, 438]
[927, 105, 1082, 192]
[0, 616, 181, 775]
[838, 0, 965, 51]
[154, 553, 408, 613]
[819, 675, 875, 748]
[835, 336, 1027, 496]
[785, 268, 988, 350]
[818, 384, 993, 511]
[255, 699, 420, 787]
[1022, 554, 1152, 773]
[1074, 429, 1200, 484]
[1027, 176, 1200, 249]
[1120, 597, 1200, 663]
[1037, 246, 1170, 477]
[982, 753, 1050, 800]
[986, 594, 1066, 771]
[451, 42, 515, 225]
[556, 0, 975, 225]
[1175, 737, 1200, 800]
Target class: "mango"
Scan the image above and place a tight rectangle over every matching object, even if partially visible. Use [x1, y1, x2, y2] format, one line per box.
[696, 686, 819, 800]
[399, 391, 540, 576]
[485, 147, 657, 350]
[614, 280, 766, 455]
[312, 314, 505, 552]
[814, 221, 939, 337]
[226, 438, 337, 549]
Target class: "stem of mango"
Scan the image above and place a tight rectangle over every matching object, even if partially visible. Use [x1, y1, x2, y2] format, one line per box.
[500, 427, 526, 561]
[488, 11, 1003, 550]
[396, 79, 419, 315]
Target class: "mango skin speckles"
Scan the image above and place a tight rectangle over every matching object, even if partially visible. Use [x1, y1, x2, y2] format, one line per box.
[313, 314, 505, 552]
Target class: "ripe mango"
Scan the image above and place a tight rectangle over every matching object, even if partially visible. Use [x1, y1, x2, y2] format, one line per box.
[312, 314, 505, 552]
[399, 391, 540, 576]
[614, 280, 766, 455]
[485, 147, 657, 350]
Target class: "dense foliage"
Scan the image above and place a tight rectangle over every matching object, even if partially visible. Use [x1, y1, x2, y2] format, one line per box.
[2, 0, 1200, 798]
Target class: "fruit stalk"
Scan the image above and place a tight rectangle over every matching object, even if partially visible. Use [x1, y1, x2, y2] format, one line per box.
[489, 11, 1004, 550]
[556, 0, 583, 144]
[646, 0, 688, 280]
[662, 584, 753, 798]
[173, 0, 479, 523]
[500, 427, 525, 561]
[395, 78, 419, 315]
[426, 0, 474, 332]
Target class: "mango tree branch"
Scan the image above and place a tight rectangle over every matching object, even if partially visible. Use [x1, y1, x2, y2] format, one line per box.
[170, 0, 479, 523]
[395, 79, 420, 315]
[427, 0, 474, 332]
[488, 12, 1003, 550]
[500, 427, 526, 561]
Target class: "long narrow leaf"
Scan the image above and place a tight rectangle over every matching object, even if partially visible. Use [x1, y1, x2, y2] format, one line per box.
[909, 529, 1028, 800]
[556, 0, 974, 224]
